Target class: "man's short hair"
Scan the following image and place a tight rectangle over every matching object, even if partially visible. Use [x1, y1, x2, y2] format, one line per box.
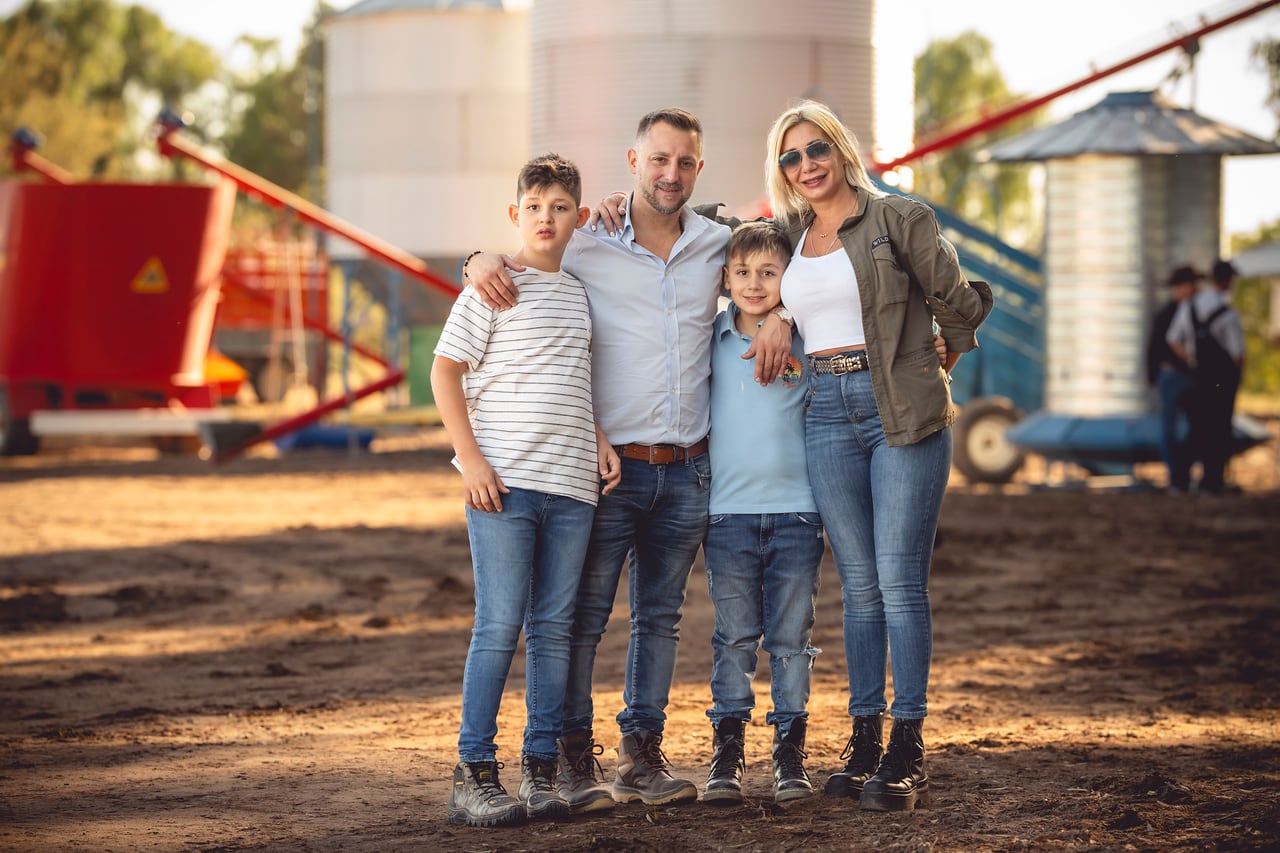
[516, 153, 582, 205]
[726, 221, 792, 265]
[635, 108, 703, 150]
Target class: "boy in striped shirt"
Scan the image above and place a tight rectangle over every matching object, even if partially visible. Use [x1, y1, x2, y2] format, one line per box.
[432, 153, 621, 828]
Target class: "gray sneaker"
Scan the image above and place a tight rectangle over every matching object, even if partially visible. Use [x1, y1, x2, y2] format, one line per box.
[518, 755, 570, 821]
[447, 761, 527, 828]
[558, 730, 615, 814]
[612, 730, 698, 806]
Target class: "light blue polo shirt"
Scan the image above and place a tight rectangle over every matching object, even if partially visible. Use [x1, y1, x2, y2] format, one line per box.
[708, 304, 817, 515]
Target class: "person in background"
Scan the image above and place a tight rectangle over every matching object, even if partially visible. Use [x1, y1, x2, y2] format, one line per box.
[700, 221, 824, 807]
[432, 153, 621, 828]
[1145, 265, 1200, 493]
[461, 109, 795, 812]
[763, 100, 991, 813]
[1166, 258, 1245, 495]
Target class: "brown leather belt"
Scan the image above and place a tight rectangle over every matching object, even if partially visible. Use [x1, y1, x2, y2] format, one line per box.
[617, 437, 709, 464]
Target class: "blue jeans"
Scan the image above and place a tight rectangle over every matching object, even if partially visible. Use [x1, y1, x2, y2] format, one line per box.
[562, 453, 711, 737]
[457, 486, 595, 763]
[1157, 367, 1194, 490]
[703, 512, 824, 735]
[804, 370, 951, 721]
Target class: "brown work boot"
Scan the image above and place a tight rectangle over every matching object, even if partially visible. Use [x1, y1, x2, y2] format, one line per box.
[556, 730, 615, 814]
[612, 730, 698, 806]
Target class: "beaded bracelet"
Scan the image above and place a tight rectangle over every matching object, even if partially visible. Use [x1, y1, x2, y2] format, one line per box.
[461, 250, 483, 282]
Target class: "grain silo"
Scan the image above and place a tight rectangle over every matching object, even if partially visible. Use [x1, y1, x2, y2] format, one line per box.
[988, 90, 1278, 419]
[528, 0, 881, 212]
[325, 0, 530, 264]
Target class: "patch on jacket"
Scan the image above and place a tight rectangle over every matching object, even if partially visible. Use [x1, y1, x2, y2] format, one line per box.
[871, 234, 890, 249]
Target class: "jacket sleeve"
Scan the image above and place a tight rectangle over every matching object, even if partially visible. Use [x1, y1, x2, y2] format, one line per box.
[693, 202, 745, 229]
[892, 202, 993, 353]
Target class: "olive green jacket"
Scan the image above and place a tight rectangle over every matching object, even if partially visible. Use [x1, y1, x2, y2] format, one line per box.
[698, 191, 993, 446]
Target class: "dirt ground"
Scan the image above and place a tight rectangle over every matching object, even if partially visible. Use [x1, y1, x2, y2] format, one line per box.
[2, 424, 1278, 852]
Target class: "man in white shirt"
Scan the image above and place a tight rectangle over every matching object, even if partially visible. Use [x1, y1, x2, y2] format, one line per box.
[1166, 259, 1245, 495]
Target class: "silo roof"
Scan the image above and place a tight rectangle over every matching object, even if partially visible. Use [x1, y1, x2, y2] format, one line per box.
[985, 90, 1279, 161]
[334, 0, 503, 17]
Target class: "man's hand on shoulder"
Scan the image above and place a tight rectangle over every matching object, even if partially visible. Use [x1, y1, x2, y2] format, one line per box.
[465, 252, 525, 310]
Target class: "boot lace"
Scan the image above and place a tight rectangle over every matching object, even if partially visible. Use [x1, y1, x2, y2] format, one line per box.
[523, 756, 558, 792]
[569, 741, 606, 783]
[775, 740, 808, 778]
[709, 730, 745, 776]
[839, 718, 881, 772]
[637, 734, 674, 772]
[470, 761, 509, 797]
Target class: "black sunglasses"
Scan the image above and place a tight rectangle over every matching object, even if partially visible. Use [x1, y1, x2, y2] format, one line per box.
[778, 139, 833, 171]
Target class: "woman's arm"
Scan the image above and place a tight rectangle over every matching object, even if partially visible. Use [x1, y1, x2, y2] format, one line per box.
[894, 204, 994, 352]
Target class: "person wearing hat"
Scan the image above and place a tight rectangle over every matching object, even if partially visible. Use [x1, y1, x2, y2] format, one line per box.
[1145, 265, 1200, 493]
[1166, 259, 1245, 495]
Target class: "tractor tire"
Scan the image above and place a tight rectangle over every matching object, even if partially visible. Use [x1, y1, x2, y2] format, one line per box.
[953, 396, 1025, 484]
[0, 386, 39, 456]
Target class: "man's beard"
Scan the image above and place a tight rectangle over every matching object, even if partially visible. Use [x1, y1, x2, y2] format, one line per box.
[641, 181, 688, 215]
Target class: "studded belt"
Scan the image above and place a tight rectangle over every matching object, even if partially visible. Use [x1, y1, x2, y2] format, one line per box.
[808, 350, 870, 375]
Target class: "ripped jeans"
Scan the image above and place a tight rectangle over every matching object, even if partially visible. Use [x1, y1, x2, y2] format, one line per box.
[703, 512, 824, 736]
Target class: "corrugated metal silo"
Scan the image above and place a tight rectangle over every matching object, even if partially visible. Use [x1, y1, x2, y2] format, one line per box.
[989, 91, 1276, 418]
[325, 0, 529, 261]
[529, 0, 880, 212]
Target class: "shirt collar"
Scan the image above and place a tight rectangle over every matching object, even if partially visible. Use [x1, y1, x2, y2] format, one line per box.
[620, 193, 707, 246]
[715, 302, 746, 341]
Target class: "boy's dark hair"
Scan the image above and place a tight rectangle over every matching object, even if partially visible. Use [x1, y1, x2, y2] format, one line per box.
[516, 153, 582, 205]
[635, 108, 703, 148]
[727, 221, 792, 265]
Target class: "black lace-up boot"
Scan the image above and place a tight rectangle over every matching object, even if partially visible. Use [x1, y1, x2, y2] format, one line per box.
[703, 718, 746, 805]
[824, 713, 884, 798]
[771, 718, 813, 803]
[860, 717, 930, 812]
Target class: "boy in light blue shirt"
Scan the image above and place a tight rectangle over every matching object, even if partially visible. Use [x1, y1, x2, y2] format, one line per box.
[701, 222, 824, 806]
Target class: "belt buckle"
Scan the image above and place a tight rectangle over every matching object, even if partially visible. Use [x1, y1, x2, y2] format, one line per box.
[648, 445, 663, 464]
[830, 356, 852, 376]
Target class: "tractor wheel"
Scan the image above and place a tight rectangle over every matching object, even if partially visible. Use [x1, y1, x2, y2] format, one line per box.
[0, 386, 39, 456]
[953, 397, 1025, 484]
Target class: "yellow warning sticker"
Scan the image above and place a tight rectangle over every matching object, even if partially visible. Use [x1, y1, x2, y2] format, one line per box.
[132, 257, 169, 293]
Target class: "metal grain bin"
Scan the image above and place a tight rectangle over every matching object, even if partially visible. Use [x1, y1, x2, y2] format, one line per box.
[529, 0, 879, 211]
[988, 90, 1278, 417]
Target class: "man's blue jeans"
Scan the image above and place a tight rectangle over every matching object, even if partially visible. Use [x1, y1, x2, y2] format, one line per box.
[457, 486, 595, 763]
[1156, 367, 1194, 490]
[562, 453, 711, 737]
[703, 512, 824, 736]
[804, 370, 951, 721]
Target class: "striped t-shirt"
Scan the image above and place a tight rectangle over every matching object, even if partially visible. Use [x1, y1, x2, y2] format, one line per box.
[434, 268, 600, 506]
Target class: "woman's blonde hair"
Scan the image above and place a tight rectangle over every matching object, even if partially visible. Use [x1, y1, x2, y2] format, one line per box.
[765, 100, 882, 230]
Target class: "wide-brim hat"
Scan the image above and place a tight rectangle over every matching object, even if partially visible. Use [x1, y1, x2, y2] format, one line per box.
[1167, 264, 1204, 286]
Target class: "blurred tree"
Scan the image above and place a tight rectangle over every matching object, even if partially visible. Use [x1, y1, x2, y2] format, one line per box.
[222, 2, 331, 201]
[0, 0, 220, 178]
[1254, 37, 1280, 139]
[1230, 219, 1280, 395]
[912, 31, 1044, 245]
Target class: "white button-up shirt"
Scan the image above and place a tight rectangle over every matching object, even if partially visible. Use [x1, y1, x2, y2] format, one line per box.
[563, 200, 730, 446]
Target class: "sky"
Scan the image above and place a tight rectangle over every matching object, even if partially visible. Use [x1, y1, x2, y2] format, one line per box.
[3, 0, 1276, 235]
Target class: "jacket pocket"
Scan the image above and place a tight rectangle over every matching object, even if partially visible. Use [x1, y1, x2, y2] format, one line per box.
[871, 244, 911, 304]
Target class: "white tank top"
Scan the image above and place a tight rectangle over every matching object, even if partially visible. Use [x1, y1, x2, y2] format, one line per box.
[780, 226, 865, 354]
